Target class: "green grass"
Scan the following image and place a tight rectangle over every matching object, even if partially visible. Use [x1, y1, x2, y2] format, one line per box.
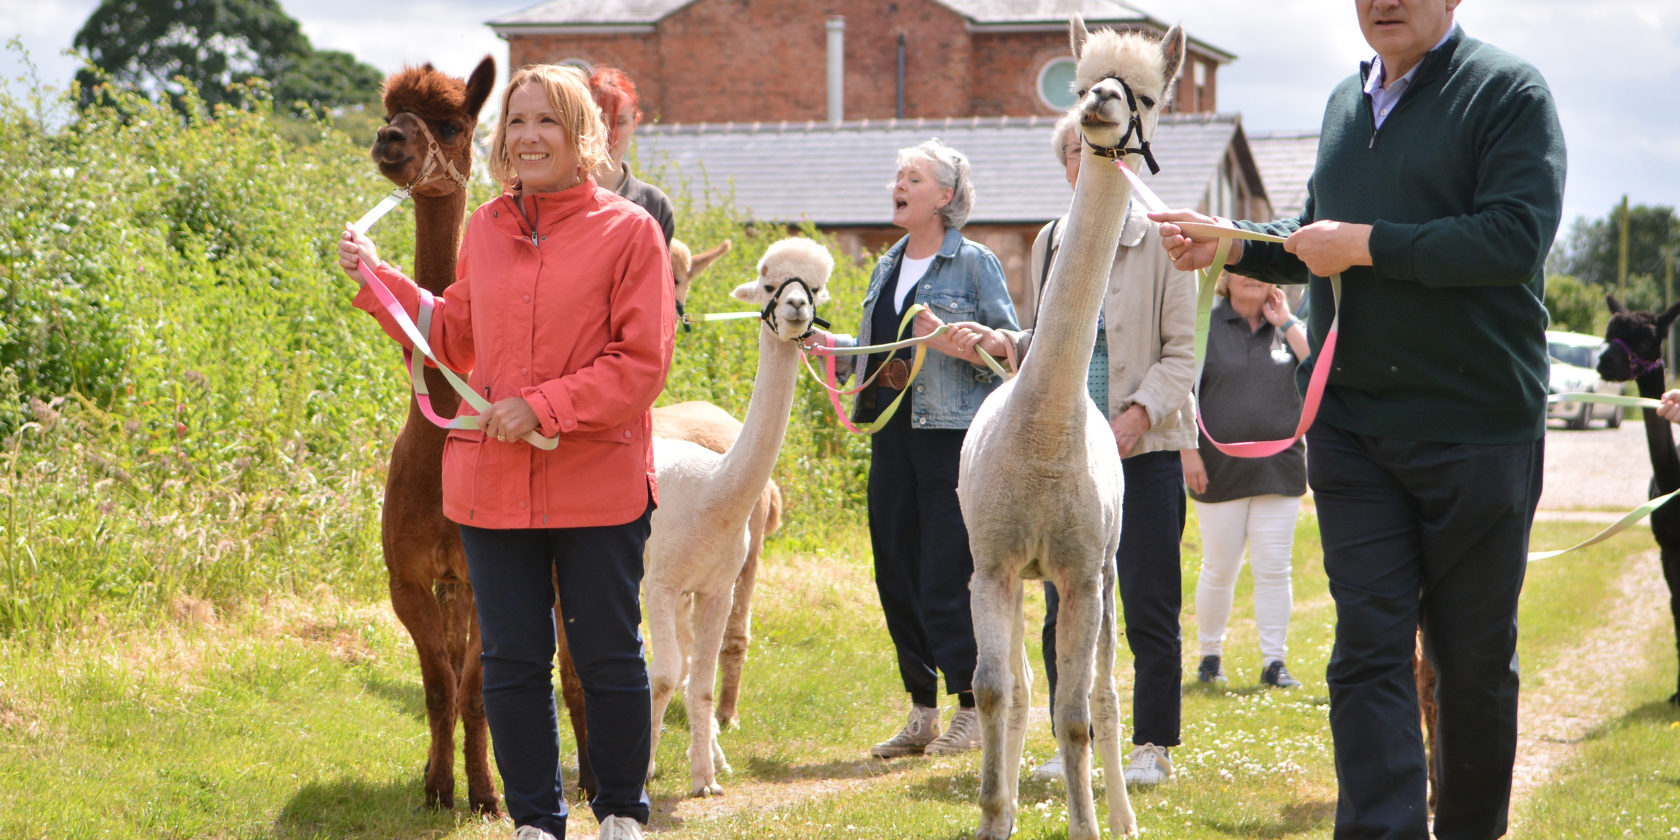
[1, 516, 1673, 839]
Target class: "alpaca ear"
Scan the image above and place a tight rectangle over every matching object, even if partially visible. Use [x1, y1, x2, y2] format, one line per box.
[1658, 300, 1680, 335]
[1160, 24, 1187, 100]
[731, 279, 758, 303]
[1069, 15, 1089, 61]
[1606, 293, 1626, 314]
[689, 240, 734, 279]
[465, 56, 496, 119]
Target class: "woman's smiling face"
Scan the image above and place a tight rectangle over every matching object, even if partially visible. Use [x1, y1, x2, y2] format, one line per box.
[891, 157, 952, 231]
[504, 82, 581, 193]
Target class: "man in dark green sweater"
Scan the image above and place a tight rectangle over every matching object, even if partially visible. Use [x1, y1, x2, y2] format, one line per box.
[1152, 1, 1565, 837]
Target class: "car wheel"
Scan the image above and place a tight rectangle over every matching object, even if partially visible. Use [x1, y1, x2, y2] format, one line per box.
[1607, 405, 1622, 429]
[1568, 402, 1590, 431]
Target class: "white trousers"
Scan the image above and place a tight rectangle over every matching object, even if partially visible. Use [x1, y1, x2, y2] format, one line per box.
[1192, 493, 1301, 665]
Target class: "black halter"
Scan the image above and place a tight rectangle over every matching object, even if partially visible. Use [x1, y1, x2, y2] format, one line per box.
[760, 276, 830, 340]
[1082, 76, 1161, 175]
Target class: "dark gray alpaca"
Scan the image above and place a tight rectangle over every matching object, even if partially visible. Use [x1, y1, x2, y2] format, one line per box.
[1596, 294, 1680, 705]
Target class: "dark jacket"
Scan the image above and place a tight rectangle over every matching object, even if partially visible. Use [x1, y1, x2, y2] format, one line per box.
[1233, 27, 1566, 444]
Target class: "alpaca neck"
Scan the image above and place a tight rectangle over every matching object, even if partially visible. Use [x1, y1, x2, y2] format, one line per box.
[708, 326, 801, 519]
[1634, 367, 1680, 493]
[411, 191, 468, 296]
[1013, 152, 1134, 423]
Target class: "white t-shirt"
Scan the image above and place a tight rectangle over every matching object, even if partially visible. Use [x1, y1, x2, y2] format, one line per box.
[892, 254, 934, 312]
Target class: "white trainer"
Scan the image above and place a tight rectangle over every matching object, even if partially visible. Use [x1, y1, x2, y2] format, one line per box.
[870, 703, 941, 757]
[1029, 753, 1065, 782]
[1122, 743, 1173, 785]
[512, 826, 557, 840]
[596, 814, 644, 840]
[924, 707, 981, 754]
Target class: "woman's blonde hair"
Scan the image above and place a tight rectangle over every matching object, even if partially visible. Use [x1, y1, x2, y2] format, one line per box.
[487, 65, 610, 190]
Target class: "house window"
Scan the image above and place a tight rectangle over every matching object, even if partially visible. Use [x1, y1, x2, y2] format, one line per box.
[1036, 57, 1078, 111]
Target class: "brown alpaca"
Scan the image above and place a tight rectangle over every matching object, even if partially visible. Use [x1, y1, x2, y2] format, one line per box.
[367, 56, 498, 814]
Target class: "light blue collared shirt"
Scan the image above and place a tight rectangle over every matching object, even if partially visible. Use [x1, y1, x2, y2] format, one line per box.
[1365, 24, 1457, 129]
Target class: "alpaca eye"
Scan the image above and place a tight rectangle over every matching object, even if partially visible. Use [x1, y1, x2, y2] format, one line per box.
[1076, 88, 1087, 97]
[1140, 96, 1156, 109]
[763, 284, 775, 293]
[439, 123, 460, 139]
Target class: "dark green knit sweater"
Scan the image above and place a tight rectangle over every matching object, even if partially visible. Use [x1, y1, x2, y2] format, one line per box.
[1233, 27, 1566, 444]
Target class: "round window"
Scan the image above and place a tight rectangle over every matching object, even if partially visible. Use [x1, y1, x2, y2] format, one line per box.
[1037, 57, 1078, 111]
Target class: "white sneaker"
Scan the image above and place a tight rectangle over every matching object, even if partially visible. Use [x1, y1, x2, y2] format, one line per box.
[870, 703, 941, 757]
[1029, 753, 1065, 782]
[512, 826, 557, 840]
[924, 707, 981, 755]
[596, 814, 644, 840]
[1122, 743, 1173, 785]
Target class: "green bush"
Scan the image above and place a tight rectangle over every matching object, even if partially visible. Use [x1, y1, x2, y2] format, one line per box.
[0, 66, 880, 638]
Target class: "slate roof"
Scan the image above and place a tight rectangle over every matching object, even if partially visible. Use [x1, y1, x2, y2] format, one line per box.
[633, 113, 1252, 226]
[1246, 131, 1320, 220]
[488, 0, 690, 29]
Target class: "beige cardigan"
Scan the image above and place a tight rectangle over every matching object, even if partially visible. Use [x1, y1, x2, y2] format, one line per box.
[1008, 201, 1199, 457]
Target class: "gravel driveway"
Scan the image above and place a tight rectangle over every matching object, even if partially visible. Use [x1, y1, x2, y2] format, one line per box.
[1539, 417, 1658, 511]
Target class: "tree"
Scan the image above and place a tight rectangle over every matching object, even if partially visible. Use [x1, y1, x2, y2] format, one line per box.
[1550, 201, 1680, 291]
[72, 0, 381, 115]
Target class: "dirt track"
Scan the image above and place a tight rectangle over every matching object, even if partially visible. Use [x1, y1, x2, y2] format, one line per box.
[1538, 418, 1656, 512]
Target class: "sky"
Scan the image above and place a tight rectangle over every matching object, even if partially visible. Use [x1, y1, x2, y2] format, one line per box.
[3, 0, 1677, 230]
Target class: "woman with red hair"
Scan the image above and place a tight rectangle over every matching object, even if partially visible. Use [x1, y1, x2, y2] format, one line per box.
[588, 66, 675, 245]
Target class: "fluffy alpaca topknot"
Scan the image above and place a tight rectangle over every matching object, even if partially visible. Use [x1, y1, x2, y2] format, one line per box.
[382, 64, 470, 124]
[757, 237, 834, 290]
[1074, 27, 1172, 108]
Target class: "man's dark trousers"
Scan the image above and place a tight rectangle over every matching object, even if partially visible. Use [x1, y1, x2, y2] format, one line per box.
[1308, 422, 1542, 840]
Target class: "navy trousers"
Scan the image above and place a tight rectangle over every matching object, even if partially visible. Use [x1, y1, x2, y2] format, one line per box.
[868, 401, 979, 707]
[459, 499, 654, 839]
[1308, 423, 1541, 840]
[1044, 449, 1185, 747]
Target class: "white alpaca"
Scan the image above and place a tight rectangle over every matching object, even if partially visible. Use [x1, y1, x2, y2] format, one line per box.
[958, 18, 1184, 840]
[643, 237, 832, 797]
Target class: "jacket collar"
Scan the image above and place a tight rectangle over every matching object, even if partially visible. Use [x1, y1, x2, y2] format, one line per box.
[493, 177, 599, 237]
[1359, 24, 1465, 92]
[883, 225, 964, 266]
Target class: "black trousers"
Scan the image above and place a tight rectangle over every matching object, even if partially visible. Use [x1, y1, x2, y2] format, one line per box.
[1043, 449, 1185, 747]
[1308, 423, 1541, 840]
[459, 499, 654, 839]
[868, 401, 978, 707]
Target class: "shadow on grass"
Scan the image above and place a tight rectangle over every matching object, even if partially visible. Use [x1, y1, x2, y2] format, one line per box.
[273, 774, 496, 840]
[733, 754, 919, 785]
[1202, 799, 1336, 837]
[360, 672, 426, 724]
[1581, 697, 1680, 744]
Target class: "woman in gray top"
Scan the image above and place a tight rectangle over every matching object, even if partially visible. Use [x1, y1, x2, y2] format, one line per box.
[1181, 270, 1310, 690]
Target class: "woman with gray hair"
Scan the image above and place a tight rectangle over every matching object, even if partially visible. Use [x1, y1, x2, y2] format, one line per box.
[805, 137, 1018, 758]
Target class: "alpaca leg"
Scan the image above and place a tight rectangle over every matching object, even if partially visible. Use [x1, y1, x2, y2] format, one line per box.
[1662, 545, 1680, 704]
[1414, 632, 1440, 810]
[451, 584, 498, 814]
[554, 596, 595, 801]
[716, 510, 765, 730]
[1094, 558, 1135, 836]
[971, 567, 1020, 840]
[388, 574, 460, 810]
[1054, 572, 1102, 840]
[685, 589, 735, 797]
[1004, 588, 1032, 816]
[645, 584, 683, 782]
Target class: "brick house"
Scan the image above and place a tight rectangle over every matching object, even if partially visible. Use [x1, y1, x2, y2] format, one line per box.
[488, 0, 1277, 300]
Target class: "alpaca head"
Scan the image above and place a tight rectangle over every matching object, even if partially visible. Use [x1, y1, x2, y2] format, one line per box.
[672, 238, 735, 308]
[1066, 17, 1185, 171]
[1599, 293, 1680, 382]
[732, 237, 833, 342]
[373, 56, 496, 197]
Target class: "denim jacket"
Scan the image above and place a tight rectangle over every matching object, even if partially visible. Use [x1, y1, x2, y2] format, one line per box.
[832, 227, 1020, 429]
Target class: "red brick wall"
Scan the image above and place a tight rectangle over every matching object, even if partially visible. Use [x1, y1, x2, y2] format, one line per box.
[502, 3, 1221, 123]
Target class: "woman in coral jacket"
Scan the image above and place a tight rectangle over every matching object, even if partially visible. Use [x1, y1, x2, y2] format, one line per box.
[338, 64, 674, 840]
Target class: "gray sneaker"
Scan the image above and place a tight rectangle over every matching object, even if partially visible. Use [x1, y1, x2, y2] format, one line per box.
[924, 707, 981, 755]
[1029, 752, 1065, 782]
[512, 826, 557, 840]
[596, 814, 644, 840]
[870, 703, 940, 758]
[1122, 743, 1173, 785]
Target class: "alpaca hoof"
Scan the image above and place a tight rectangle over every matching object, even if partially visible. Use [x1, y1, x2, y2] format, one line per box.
[423, 786, 453, 811]
[716, 713, 740, 731]
[977, 814, 1014, 840]
[469, 794, 500, 816]
[690, 781, 724, 798]
[1669, 689, 1680, 706]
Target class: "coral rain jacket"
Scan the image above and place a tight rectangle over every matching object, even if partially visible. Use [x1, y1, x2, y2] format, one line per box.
[354, 179, 676, 529]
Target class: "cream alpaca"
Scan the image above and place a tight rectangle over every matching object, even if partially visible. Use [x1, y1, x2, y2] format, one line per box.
[642, 237, 832, 797]
[957, 18, 1184, 840]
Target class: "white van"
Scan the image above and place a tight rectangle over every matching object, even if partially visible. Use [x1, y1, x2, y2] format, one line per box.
[1546, 330, 1623, 430]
